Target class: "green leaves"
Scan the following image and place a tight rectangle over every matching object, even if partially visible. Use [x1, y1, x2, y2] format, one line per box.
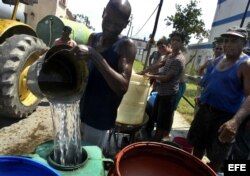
[73, 14, 95, 31]
[165, 0, 208, 45]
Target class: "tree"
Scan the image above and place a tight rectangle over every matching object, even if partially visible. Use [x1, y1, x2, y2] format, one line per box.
[73, 14, 95, 31]
[165, 0, 209, 45]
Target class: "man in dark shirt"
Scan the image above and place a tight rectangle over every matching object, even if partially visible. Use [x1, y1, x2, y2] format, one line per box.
[71, 0, 136, 149]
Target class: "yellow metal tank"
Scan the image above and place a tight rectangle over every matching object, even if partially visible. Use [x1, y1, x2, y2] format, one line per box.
[116, 73, 150, 125]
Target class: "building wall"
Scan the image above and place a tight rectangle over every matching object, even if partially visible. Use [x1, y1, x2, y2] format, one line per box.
[131, 38, 158, 65]
[209, 0, 250, 42]
[186, 0, 250, 75]
[25, 0, 67, 30]
[56, 0, 68, 18]
[185, 43, 213, 75]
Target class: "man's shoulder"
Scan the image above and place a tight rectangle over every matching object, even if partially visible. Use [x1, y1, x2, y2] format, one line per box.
[238, 54, 250, 65]
[120, 36, 134, 44]
[116, 36, 136, 60]
[70, 39, 77, 44]
[69, 39, 77, 47]
[240, 56, 250, 68]
[118, 36, 136, 49]
[54, 38, 63, 45]
[237, 55, 250, 80]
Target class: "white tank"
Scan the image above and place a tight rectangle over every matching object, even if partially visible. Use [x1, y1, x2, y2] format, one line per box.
[116, 73, 150, 125]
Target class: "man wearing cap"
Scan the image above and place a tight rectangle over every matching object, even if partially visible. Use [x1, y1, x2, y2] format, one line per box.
[198, 37, 224, 77]
[187, 26, 250, 172]
[54, 26, 77, 47]
[196, 38, 224, 106]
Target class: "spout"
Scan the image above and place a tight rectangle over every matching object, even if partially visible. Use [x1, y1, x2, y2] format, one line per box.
[27, 45, 89, 103]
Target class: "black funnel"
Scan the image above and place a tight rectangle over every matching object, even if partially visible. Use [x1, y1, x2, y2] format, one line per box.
[27, 45, 88, 103]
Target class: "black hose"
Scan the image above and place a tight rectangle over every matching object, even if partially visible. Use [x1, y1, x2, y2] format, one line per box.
[182, 95, 195, 109]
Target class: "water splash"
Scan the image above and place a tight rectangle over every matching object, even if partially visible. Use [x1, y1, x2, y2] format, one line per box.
[50, 101, 82, 166]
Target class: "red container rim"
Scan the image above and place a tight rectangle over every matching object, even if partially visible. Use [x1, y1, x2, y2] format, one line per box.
[113, 142, 216, 176]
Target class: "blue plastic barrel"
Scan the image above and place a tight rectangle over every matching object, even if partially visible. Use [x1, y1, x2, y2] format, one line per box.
[147, 91, 158, 107]
[0, 156, 61, 176]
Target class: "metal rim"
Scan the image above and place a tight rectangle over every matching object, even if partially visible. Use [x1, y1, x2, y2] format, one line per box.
[19, 52, 39, 106]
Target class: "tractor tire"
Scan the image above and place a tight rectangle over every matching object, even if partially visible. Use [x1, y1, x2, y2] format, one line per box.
[0, 34, 47, 118]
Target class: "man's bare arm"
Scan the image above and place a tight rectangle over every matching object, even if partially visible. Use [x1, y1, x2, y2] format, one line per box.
[198, 60, 209, 75]
[145, 70, 175, 83]
[145, 59, 183, 83]
[138, 56, 165, 75]
[89, 38, 136, 96]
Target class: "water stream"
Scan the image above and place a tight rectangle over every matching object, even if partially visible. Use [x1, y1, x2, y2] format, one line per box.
[50, 102, 83, 166]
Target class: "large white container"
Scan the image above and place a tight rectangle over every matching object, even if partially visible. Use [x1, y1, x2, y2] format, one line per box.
[116, 73, 150, 125]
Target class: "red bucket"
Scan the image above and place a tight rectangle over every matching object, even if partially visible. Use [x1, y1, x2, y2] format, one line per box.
[173, 136, 193, 153]
[109, 142, 216, 176]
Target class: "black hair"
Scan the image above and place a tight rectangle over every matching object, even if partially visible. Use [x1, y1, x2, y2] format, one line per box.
[63, 26, 72, 33]
[212, 37, 223, 48]
[169, 31, 185, 42]
[156, 36, 170, 46]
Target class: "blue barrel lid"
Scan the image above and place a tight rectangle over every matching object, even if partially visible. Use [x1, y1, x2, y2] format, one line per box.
[0, 156, 61, 176]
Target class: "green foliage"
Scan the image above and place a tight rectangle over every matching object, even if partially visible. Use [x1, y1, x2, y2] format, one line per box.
[133, 60, 199, 124]
[165, 0, 209, 45]
[177, 83, 198, 123]
[132, 60, 144, 72]
[73, 14, 95, 31]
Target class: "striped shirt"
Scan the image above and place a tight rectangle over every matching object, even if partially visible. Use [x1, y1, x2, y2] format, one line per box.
[157, 52, 185, 96]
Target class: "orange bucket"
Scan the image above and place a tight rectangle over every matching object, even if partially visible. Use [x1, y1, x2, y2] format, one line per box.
[109, 142, 216, 176]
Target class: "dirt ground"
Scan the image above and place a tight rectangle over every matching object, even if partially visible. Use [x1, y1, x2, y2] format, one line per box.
[0, 100, 190, 155]
[0, 100, 53, 155]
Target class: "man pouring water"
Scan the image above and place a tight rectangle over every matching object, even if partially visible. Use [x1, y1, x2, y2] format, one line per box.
[71, 0, 136, 149]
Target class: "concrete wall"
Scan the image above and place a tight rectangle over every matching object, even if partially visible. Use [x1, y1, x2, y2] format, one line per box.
[185, 44, 213, 75]
[55, 0, 68, 18]
[131, 38, 157, 64]
[25, 0, 67, 30]
[209, 0, 250, 42]
[185, 0, 250, 76]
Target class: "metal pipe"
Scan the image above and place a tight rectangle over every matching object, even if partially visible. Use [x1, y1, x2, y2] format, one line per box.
[143, 0, 164, 69]
[240, 0, 250, 27]
[182, 95, 195, 109]
[11, 0, 20, 20]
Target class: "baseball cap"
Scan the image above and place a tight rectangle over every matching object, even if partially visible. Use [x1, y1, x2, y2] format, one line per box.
[221, 26, 247, 39]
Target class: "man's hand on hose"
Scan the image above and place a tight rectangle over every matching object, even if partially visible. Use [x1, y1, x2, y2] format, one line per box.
[71, 45, 92, 61]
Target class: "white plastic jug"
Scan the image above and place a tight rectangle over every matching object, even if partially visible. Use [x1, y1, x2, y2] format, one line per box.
[116, 74, 150, 125]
